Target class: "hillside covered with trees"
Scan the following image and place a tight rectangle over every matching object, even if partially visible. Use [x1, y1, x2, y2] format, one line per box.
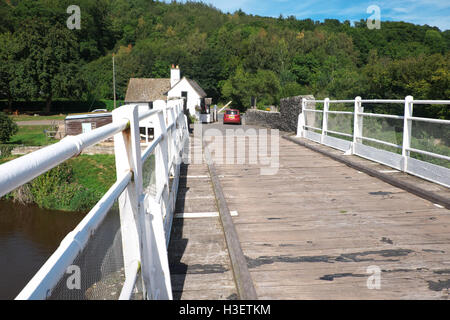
[0, 0, 449, 117]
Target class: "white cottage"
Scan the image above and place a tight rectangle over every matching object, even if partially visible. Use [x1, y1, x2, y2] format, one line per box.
[123, 65, 212, 143]
[124, 65, 209, 119]
[166, 66, 207, 119]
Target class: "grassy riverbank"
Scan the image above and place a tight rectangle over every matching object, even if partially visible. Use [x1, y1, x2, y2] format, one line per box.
[9, 125, 59, 146]
[2, 154, 117, 212]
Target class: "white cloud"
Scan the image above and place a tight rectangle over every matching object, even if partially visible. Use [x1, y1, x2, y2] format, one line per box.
[392, 7, 409, 13]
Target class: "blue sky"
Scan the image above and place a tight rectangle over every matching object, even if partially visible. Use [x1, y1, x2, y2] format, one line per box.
[173, 0, 450, 31]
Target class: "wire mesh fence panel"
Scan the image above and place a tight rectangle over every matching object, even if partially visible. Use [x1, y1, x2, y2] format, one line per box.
[304, 110, 323, 132]
[362, 103, 404, 116]
[328, 102, 353, 111]
[362, 116, 403, 154]
[411, 121, 450, 168]
[142, 154, 156, 198]
[327, 113, 353, 140]
[48, 202, 124, 300]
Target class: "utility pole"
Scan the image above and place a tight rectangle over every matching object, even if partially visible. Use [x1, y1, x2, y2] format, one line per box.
[113, 54, 117, 109]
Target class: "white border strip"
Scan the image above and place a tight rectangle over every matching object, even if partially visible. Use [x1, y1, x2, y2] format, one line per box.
[174, 211, 239, 219]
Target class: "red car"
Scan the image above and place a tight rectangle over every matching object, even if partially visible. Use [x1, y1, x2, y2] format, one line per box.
[223, 109, 241, 125]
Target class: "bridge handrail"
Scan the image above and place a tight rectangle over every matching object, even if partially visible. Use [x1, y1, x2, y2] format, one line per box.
[0, 118, 129, 198]
[298, 96, 450, 187]
[14, 170, 133, 300]
[2, 99, 189, 300]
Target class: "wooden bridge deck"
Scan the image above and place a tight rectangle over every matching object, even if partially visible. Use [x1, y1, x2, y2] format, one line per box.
[209, 130, 450, 299]
[169, 122, 450, 300]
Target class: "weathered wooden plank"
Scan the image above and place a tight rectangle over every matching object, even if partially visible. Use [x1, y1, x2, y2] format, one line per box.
[204, 144, 258, 300]
[174, 288, 238, 300]
[171, 272, 237, 292]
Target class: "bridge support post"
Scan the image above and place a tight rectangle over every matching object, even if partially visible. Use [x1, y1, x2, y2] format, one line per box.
[402, 96, 414, 172]
[321, 98, 330, 144]
[112, 105, 146, 298]
[144, 103, 173, 300]
[352, 96, 363, 154]
[296, 99, 306, 137]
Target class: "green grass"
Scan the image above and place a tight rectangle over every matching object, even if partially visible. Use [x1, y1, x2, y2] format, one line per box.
[8, 125, 58, 146]
[11, 114, 66, 122]
[0, 154, 19, 164]
[2, 154, 117, 212]
[67, 154, 117, 196]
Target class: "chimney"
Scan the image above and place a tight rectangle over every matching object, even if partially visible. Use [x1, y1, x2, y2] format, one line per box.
[171, 65, 180, 87]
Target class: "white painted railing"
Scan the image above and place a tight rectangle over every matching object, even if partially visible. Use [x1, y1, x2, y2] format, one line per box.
[297, 96, 450, 187]
[0, 99, 189, 300]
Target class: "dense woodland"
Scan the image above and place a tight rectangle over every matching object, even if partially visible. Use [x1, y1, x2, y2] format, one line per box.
[0, 0, 449, 118]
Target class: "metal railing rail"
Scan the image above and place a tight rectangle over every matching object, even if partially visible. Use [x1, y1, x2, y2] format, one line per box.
[0, 99, 189, 300]
[297, 96, 450, 187]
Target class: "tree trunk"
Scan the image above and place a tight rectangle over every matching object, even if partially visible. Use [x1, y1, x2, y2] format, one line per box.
[7, 95, 12, 113]
[45, 94, 52, 114]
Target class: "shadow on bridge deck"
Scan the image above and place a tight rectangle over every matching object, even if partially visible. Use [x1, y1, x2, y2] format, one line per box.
[167, 137, 238, 300]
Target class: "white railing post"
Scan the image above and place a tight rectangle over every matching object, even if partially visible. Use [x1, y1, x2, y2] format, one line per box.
[166, 107, 173, 177]
[352, 96, 363, 154]
[169, 105, 177, 174]
[402, 95, 414, 172]
[181, 101, 191, 165]
[112, 105, 146, 297]
[144, 102, 173, 300]
[175, 101, 185, 165]
[167, 104, 178, 216]
[297, 99, 306, 137]
[321, 98, 329, 144]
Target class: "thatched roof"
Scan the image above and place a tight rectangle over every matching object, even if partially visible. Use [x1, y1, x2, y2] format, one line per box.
[125, 78, 171, 102]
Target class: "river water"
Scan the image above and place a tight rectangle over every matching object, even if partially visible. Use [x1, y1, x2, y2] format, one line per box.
[0, 200, 85, 300]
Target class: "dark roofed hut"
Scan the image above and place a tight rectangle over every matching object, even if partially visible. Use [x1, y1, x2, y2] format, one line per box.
[65, 111, 112, 136]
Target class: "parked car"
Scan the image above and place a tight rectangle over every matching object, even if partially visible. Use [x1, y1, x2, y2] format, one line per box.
[223, 109, 241, 125]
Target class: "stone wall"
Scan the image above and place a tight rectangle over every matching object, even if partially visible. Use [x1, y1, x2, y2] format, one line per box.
[245, 95, 314, 133]
[245, 109, 281, 129]
[279, 95, 314, 132]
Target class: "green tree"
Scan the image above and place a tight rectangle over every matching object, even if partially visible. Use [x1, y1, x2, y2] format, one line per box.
[0, 32, 17, 110]
[1, 0, 449, 117]
[0, 112, 18, 143]
[252, 69, 281, 106]
[222, 67, 280, 109]
[221, 66, 251, 109]
[10, 19, 81, 113]
[424, 30, 446, 54]
[291, 53, 320, 85]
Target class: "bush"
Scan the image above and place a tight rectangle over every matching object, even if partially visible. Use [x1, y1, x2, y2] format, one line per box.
[0, 144, 15, 158]
[27, 163, 99, 211]
[0, 112, 18, 143]
[69, 188, 101, 212]
[4, 155, 115, 212]
[29, 163, 75, 209]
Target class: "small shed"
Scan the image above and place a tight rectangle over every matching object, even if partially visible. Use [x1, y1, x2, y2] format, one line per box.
[65, 111, 112, 136]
